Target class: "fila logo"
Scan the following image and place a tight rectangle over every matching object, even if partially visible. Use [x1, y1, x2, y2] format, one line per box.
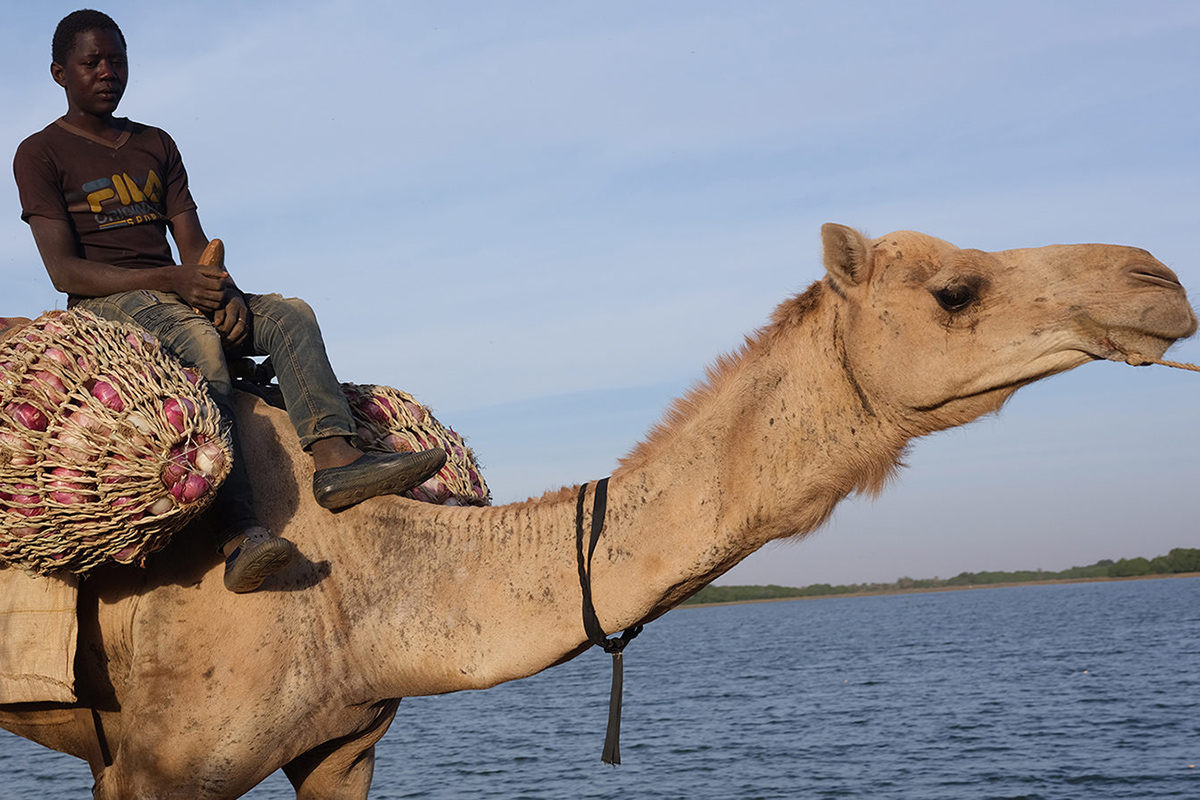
[84, 171, 164, 212]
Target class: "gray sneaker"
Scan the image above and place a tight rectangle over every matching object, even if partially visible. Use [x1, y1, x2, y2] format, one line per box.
[223, 527, 296, 592]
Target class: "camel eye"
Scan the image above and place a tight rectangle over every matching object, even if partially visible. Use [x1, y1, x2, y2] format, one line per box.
[933, 284, 976, 312]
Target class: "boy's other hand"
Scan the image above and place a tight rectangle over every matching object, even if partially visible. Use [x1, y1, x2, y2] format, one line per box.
[213, 294, 250, 348]
[174, 265, 230, 311]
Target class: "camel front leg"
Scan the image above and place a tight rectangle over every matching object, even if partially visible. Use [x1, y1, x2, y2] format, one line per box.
[283, 699, 401, 800]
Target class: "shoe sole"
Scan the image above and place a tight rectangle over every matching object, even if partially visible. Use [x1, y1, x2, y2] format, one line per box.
[224, 538, 296, 593]
[314, 449, 447, 511]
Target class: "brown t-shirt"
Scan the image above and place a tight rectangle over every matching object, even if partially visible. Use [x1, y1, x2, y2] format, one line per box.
[13, 118, 198, 289]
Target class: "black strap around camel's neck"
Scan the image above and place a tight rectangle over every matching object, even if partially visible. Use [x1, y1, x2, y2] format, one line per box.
[575, 477, 643, 765]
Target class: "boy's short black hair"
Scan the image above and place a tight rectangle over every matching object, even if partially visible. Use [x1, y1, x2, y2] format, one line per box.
[52, 9, 125, 64]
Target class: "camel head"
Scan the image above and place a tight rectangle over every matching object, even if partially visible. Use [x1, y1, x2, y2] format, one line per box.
[820, 223, 1197, 431]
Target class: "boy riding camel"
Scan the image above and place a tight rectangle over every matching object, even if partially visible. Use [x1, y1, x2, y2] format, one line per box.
[13, 9, 446, 592]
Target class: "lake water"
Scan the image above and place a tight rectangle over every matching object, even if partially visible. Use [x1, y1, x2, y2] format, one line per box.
[2, 577, 1198, 798]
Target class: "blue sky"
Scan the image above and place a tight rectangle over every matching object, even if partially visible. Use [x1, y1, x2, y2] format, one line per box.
[2, 1, 1198, 587]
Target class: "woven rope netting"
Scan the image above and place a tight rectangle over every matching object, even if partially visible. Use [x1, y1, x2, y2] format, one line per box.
[344, 383, 490, 506]
[0, 310, 232, 575]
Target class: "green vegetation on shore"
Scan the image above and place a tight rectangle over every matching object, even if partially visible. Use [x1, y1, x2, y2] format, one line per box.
[683, 548, 1200, 605]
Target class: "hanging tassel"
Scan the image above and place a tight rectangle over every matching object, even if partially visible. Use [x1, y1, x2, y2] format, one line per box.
[602, 651, 625, 765]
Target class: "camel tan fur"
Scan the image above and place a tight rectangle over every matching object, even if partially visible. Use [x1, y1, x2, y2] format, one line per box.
[1, 224, 1195, 798]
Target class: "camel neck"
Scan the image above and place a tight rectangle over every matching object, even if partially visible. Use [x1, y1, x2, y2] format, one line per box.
[586, 303, 907, 627]
[353, 292, 907, 699]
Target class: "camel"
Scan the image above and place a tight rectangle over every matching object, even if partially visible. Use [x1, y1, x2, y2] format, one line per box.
[0, 224, 1195, 798]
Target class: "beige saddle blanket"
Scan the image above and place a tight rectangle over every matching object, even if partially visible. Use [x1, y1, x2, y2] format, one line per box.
[0, 567, 78, 703]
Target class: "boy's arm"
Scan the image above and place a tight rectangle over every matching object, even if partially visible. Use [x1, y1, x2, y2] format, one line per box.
[167, 208, 209, 266]
[28, 215, 229, 311]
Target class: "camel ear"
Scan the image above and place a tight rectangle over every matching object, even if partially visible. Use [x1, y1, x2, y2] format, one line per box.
[821, 223, 873, 288]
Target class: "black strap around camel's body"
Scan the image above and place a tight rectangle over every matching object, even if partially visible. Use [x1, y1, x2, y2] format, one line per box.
[575, 477, 643, 765]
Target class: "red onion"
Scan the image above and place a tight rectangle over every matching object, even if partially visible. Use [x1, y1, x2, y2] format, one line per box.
[41, 346, 71, 368]
[170, 472, 211, 504]
[9, 483, 42, 516]
[9, 402, 48, 432]
[90, 378, 125, 412]
[110, 496, 145, 522]
[361, 396, 393, 423]
[51, 428, 92, 463]
[111, 545, 141, 563]
[124, 331, 156, 353]
[382, 433, 414, 452]
[47, 467, 86, 505]
[66, 407, 111, 438]
[101, 454, 136, 484]
[160, 445, 189, 488]
[31, 370, 68, 402]
[42, 318, 68, 336]
[162, 395, 196, 431]
[407, 484, 435, 503]
[161, 397, 196, 433]
[422, 479, 451, 504]
[0, 430, 36, 467]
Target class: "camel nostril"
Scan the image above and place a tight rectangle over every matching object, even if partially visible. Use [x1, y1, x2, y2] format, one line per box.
[1128, 263, 1183, 289]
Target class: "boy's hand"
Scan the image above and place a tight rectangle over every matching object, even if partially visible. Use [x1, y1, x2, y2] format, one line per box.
[172, 264, 230, 311]
[213, 293, 250, 348]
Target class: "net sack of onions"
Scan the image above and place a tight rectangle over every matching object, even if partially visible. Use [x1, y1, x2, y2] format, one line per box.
[344, 383, 490, 506]
[0, 309, 232, 575]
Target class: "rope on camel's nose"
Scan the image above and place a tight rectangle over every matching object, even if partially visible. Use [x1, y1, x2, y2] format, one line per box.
[1123, 355, 1200, 373]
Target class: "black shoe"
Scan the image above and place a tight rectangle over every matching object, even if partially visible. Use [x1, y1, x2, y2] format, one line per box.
[223, 528, 296, 593]
[312, 449, 447, 511]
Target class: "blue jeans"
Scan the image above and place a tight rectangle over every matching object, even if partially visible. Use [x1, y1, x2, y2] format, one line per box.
[76, 290, 356, 544]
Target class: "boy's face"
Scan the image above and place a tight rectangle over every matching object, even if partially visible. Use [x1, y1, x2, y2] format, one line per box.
[51, 28, 128, 119]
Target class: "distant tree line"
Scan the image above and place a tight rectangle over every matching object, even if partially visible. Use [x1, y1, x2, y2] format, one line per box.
[683, 548, 1200, 605]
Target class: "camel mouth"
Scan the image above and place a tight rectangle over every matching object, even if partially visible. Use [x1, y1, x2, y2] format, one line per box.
[1075, 300, 1197, 364]
[1092, 330, 1181, 364]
